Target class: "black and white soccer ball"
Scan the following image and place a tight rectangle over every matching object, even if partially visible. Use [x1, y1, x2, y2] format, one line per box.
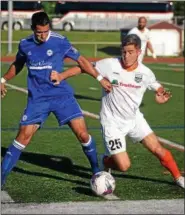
[90, 171, 116, 196]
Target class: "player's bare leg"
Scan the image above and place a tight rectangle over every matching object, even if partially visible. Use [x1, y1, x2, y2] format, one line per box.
[1, 124, 39, 188]
[68, 117, 89, 143]
[142, 132, 184, 188]
[68, 117, 100, 174]
[102, 152, 131, 172]
[16, 124, 39, 145]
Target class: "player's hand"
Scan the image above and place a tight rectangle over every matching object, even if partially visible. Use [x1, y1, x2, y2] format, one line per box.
[100, 78, 112, 92]
[1, 83, 7, 98]
[155, 89, 172, 104]
[50, 70, 63, 85]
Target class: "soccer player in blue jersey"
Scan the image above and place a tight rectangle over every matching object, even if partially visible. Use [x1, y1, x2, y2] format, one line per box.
[1, 12, 112, 188]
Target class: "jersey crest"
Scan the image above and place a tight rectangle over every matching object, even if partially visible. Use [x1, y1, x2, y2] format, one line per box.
[47, 49, 53, 56]
[111, 79, 119, 86]
[134, 73, 143, 83]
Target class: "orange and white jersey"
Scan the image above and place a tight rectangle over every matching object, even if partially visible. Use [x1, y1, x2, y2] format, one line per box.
[127, 27, 151, 58]
[95, 58, 161, 123]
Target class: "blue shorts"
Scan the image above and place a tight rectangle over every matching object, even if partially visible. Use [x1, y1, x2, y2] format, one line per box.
[20, 95, 83, 127]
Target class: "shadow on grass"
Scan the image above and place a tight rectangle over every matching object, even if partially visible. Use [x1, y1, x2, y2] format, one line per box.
[112, 172, 176, 186]
[1, 147, 91, 187]
[13, 166, 90, 187]
[72, 187, 96, 197]
[2, 147, 176, 193]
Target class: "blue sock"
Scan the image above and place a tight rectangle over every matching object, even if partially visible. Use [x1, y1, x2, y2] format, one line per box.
[1, 140, 25, 187]
[81, 135, 100, 174]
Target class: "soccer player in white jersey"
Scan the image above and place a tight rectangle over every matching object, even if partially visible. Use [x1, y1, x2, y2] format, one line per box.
[50, 34, 184, 189]
[127, 16, 156, 63]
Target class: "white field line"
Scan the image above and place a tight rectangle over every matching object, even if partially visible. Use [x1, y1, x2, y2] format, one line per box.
[168, 64, 184, 67]
[158, 137, 184, 152]
[1, 191, 14, 203]
[149, 66, 184, 71]
[5, 83, 184, 154]
[6, 86, 27, 90]
[160, 81, 184, 89]
[5, 83, 28, 94]
[89, 87, 99, 91]
[1, 199, 184, 214]
[103, 193, 120, 200]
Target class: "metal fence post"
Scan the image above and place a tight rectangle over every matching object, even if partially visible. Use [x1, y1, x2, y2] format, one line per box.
[94, 43, 97, 57]
[8, 0, 13, 54]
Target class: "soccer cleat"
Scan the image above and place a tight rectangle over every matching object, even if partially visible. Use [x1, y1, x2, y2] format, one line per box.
[175, 176, 184, 189]
[98, 154, 111, 174]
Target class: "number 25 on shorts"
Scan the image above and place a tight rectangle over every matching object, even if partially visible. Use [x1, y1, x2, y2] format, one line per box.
[108, 138, 122, 151]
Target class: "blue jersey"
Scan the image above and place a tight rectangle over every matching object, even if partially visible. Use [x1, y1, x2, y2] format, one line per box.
[16, 31, 80, 100]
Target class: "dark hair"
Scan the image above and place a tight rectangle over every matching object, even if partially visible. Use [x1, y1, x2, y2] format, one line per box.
[122, 34, 141, 49]
[31, 11, 50, 29]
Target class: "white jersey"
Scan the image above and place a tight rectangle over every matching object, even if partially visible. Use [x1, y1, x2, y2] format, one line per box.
[128, 27, 151, 56]
[95, 58, 161, 123]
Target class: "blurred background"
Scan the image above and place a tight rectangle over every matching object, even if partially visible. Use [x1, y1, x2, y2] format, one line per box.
[1, 0, 184, 57]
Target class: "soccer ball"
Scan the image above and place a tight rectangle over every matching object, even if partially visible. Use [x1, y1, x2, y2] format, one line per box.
[90, 171, 116, 196]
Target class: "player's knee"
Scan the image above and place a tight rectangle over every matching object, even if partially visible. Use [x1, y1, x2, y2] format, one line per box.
[16, 135, 31, 145]
[78, 131, 89, 143]
[118, 161, 131, 172]
[16, 129, 34, 145]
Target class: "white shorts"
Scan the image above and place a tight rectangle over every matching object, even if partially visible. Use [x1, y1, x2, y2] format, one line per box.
[101, 112, 153, 155]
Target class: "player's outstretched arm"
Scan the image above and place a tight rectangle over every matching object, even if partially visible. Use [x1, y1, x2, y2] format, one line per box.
[77, 55, 112, 92]
[51, 56, 112, 92]
[155, 86, 172, 104]
[1, 59, 25, 98]
[77, 55, 100, 79]
[50, 67, 82, 85]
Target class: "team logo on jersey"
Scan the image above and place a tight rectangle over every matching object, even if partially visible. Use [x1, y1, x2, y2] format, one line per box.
[28, 51, 32, 56]
[22, 115, 27, 121]
[47, 49, 53, 56]
[134, 73, 143, 83]
[111, 79, 119, 86]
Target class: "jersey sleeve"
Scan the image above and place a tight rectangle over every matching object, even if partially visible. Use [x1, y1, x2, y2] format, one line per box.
[62, 38, 80, 61]
[15, 42, 27, 62]
[127, 28, 135, 35]
[93, 59, 110, 78]
[147, 70, 161, 91]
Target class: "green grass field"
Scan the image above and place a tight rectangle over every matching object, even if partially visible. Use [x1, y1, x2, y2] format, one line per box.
[1, 31, 184, 203]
